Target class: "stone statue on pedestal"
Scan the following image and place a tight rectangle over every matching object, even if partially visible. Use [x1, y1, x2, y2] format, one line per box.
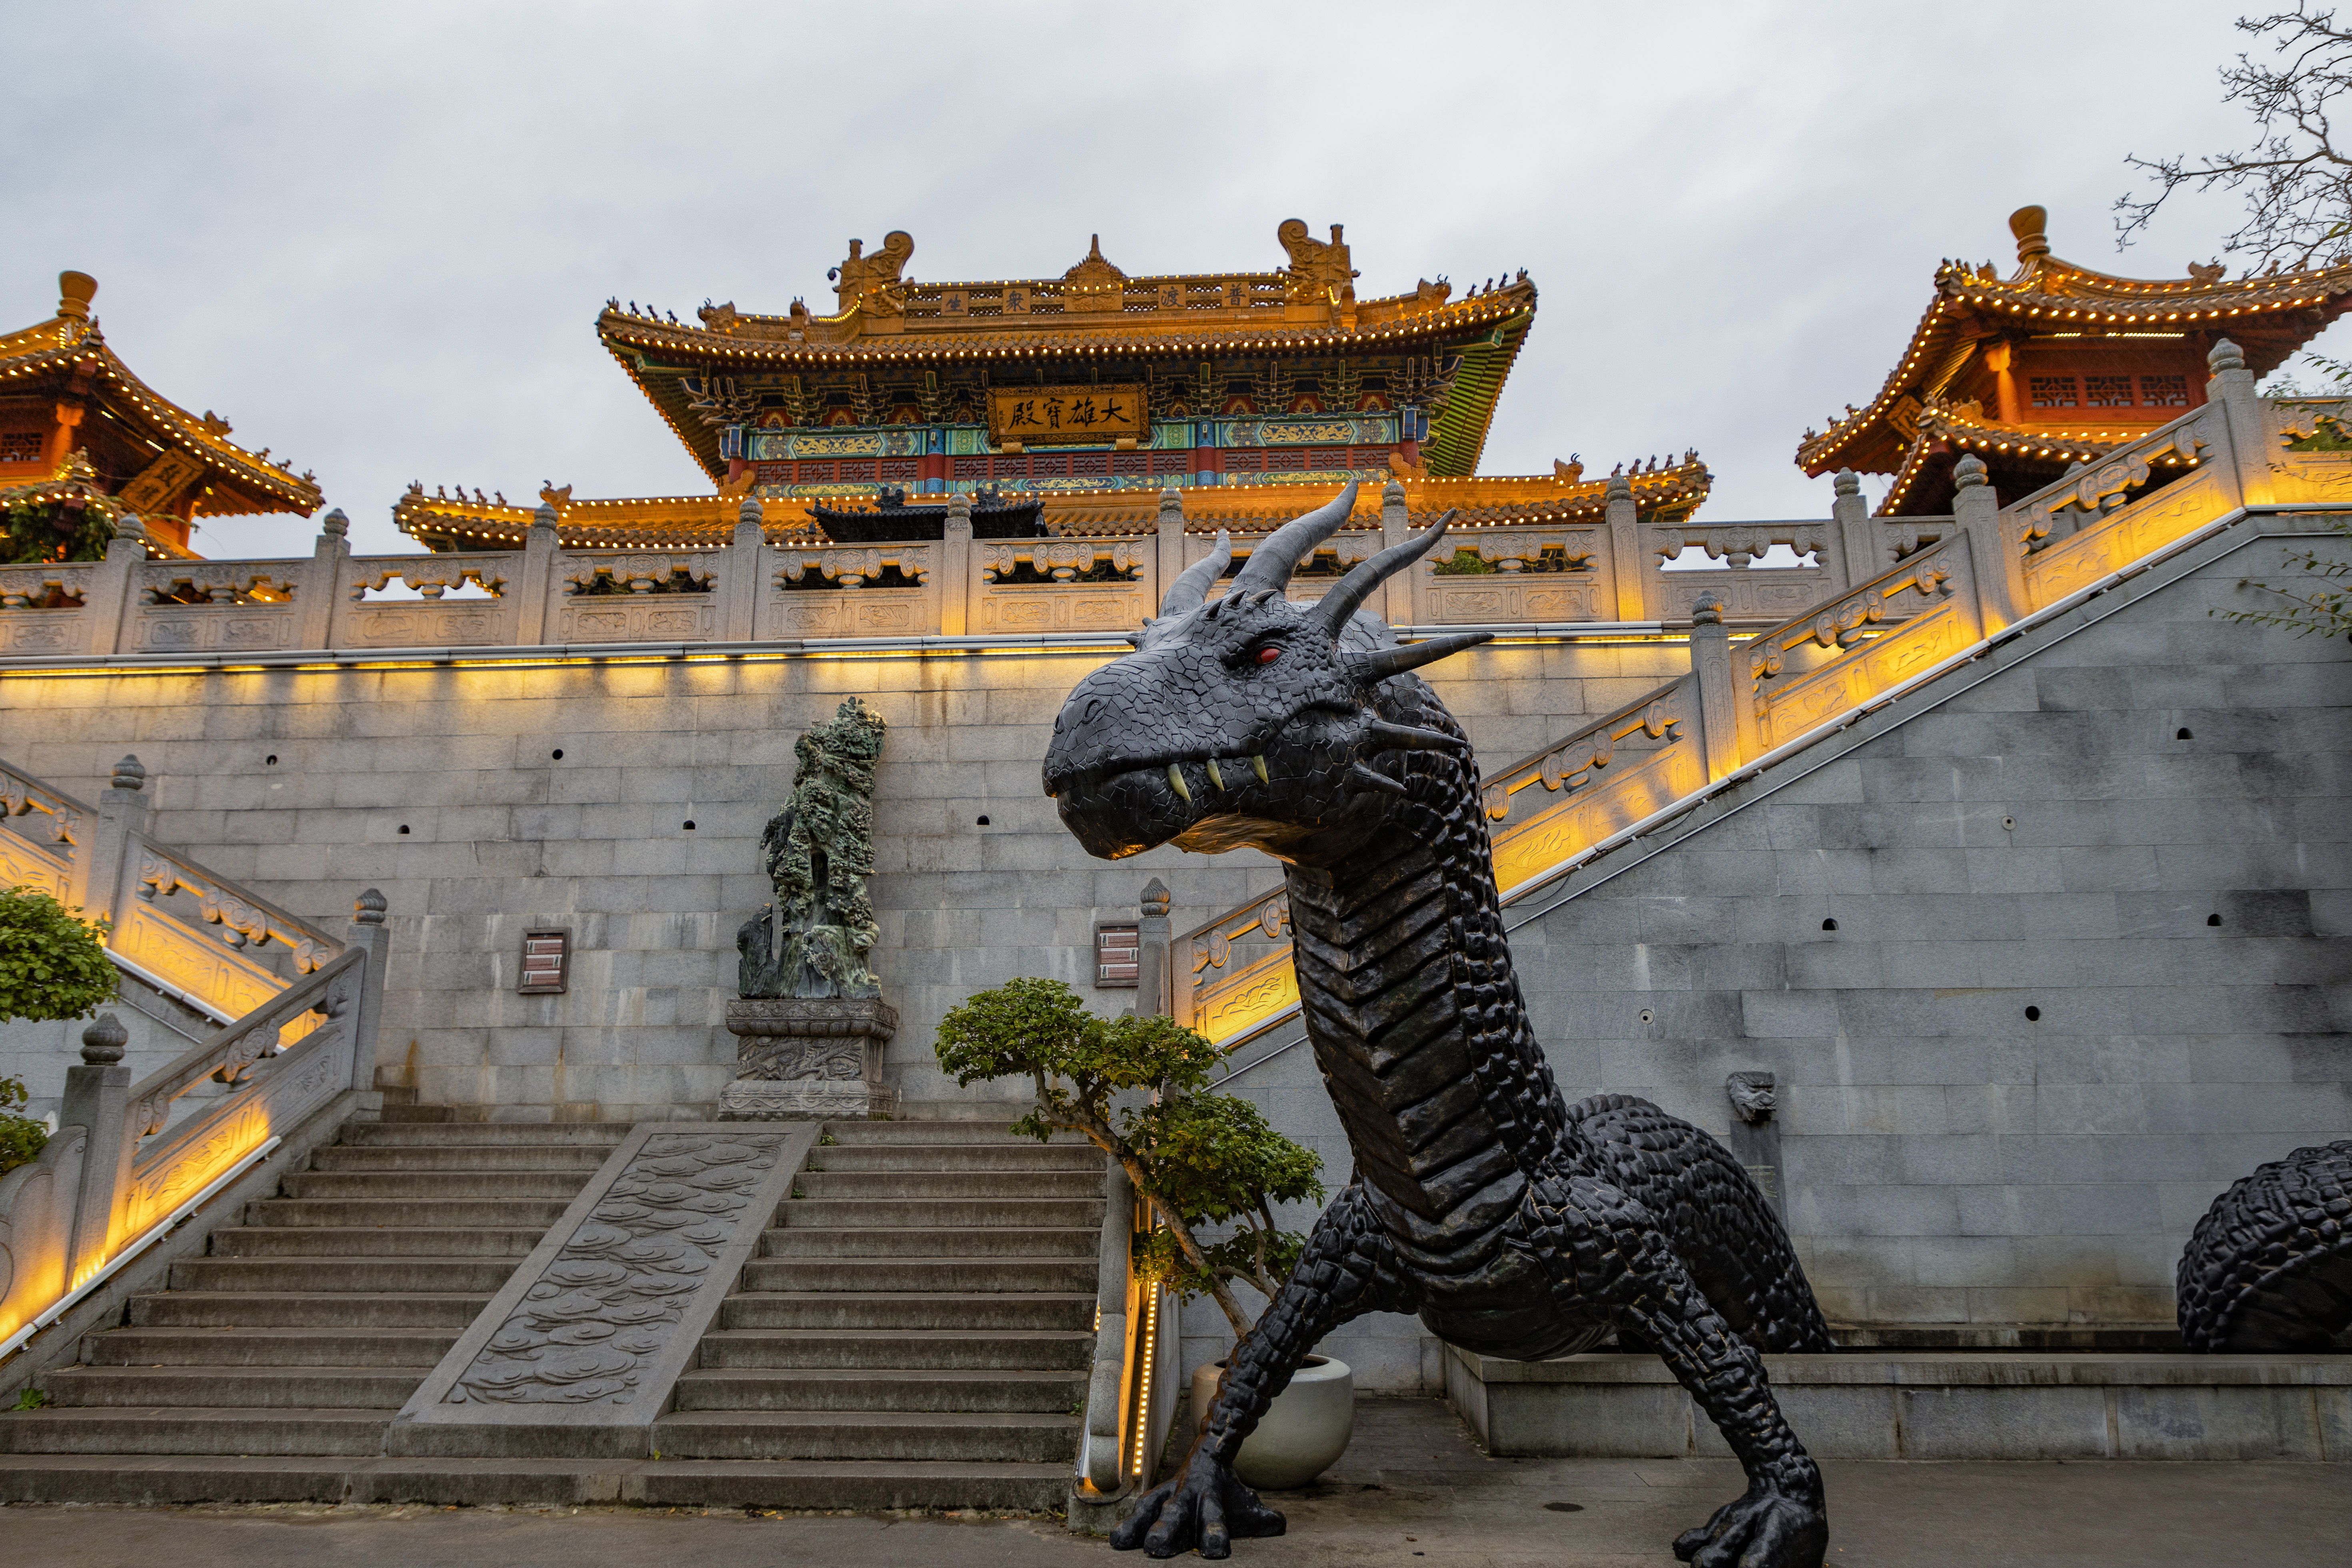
[721, 696, 897, 1119]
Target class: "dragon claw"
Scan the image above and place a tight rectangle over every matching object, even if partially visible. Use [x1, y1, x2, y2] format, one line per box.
[1111, 1449, 1286, 1560]
[1671, 1485, 1827, 1568]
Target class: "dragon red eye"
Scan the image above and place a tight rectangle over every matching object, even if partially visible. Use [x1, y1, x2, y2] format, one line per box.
[1255, 645, 1281, 665]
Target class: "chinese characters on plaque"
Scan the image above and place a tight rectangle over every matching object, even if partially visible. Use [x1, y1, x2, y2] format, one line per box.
[986, 384, 1147, 446]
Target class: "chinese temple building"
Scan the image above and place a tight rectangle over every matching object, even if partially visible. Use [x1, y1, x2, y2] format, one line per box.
[0, 272, 322, 557]
[396, 222, 1712, 550]
[1796, 205, 2352, 514]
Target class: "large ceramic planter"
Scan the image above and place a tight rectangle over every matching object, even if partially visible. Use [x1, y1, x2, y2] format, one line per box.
[1190, 1354, 1354, 1490]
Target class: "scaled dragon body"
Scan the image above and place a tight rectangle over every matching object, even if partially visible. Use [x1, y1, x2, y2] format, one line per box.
[1043, 485, 1834, 1567]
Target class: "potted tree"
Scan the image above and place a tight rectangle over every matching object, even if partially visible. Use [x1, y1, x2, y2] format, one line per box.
[933, 977, 1351, 1489]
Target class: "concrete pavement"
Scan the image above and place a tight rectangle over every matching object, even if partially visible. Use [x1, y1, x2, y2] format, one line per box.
[3, 1398, 2344, 1568]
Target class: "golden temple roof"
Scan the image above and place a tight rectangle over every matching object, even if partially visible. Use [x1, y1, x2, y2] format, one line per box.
[0, 273, 323, 523]
[596, 221, 1538, 483]
[394, 457, 1710, 553]
[1796, 205, 2352, 482]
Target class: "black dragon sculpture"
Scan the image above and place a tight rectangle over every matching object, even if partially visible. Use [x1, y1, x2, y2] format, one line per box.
[1043, 485, 1835, 1567]
[2177, 1139, 2352, 1352]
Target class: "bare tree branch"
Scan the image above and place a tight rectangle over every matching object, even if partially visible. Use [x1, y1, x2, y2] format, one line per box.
[2117, 6, 2352, 272]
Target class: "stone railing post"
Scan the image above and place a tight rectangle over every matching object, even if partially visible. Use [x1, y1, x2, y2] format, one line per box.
[513, 503, 562, 646]
[2206, 338, 2270, 508]
[300, 508, 350, 650]
[1379, 481, 1415, 627]
[346, 889, 391, 1093]
[1830, 469, 1875, 592]
[1954, 455, 2027, 631]
[941, 491, 973, 636]
[1136, 877, 1172, 1021]
[1688, 594, 1743, 781]
[1605, 473, 1646, 622]
[1153, 487, 1186, 617]
[723, 497, 763, 641]
[82, 513, 146, 657]
[74, 754, 148, 925]
[60, 1014, 133, 1288]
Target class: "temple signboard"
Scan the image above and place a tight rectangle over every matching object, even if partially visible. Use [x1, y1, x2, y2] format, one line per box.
[987, 384, 1146, 446]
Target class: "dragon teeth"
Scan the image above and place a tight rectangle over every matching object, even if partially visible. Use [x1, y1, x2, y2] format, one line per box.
[1205, 758, 1226, 791]
[1167, 763, 1192, 802]
[1252, 754, 1269, 783]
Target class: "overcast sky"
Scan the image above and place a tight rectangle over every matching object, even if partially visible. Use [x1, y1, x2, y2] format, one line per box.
[0, 1, 2287, 558]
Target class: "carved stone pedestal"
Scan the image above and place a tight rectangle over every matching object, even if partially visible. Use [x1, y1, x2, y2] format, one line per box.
[719, 996, 898, 1119]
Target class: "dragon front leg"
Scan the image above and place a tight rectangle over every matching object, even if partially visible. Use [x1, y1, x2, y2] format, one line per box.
[1112, 1181, 1412, 1560]
[1529, 1171, 1828, 1568]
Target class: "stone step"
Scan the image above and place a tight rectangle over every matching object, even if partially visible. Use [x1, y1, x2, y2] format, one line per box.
[340, 1123, 631, 1148]
[695, 1328, 1093, 1372]
[812, 1143, 1103, 1173]
[797, 1169, 1103, 1200]
[243, 1198, 574, 1229]
[130, 1291, 492, 1329]
[171, 1256, 525, 1293]
[821, 1122, 1085, 1145]
[279, 1170, 591, 1200]
[720, 1291, 1093, 1333]
[42, 1365, 424, 1410]
[740, 1256, 1097, 1294]
[760, 1225, 1097, 1259]
[669, 1366, 1086, 1413]
[85, 1327, 458, 1369]
[651, 1410, 1080, 1464]
[0, 1453, 1070, 1510]
[0, 1407, 393, 1457]
[210, 1226, 540, 1258]
[775, 1196, 1103, 1229]
[308, 1144, 615, 1173]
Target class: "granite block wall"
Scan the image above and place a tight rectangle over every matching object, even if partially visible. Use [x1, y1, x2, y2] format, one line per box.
[0, 639, 1687, 1123]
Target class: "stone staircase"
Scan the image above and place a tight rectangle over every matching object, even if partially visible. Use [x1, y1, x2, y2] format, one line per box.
[0, 1117, 629, 1489]
[0, 1116, 1105, 1510]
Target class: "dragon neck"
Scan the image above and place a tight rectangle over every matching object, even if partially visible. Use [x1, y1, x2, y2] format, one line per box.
[1278, 705, 1573, 1220]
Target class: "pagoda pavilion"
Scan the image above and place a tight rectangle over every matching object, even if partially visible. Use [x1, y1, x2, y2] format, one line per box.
[396, 222, 1711, 550]
[0, 272, 322, 557]
[1797, 205, 2352, 513]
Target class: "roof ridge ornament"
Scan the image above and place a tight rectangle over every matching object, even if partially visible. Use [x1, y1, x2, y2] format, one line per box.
[2009, 204, 2050, 266]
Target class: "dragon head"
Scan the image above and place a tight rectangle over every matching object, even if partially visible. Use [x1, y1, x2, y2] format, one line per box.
[1043, 483, 1488, 865]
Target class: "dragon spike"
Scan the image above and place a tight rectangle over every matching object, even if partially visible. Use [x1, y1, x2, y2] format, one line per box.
[1160, 529, 1233, 615]
[1363, 718, 1465, 753]
[1347, 760, 1411, 799]
[1229, 482, 1360, 594]
[1343, 631, 1493, 687]
[1315, 509, 1459, 635]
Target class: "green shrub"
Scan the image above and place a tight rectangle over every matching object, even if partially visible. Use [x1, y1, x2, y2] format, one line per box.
[2, 501, 113, 566]
[935, 977, 1324, 1336]
[0, 885, 114, 1025]
[0, 1073, 47, 1177]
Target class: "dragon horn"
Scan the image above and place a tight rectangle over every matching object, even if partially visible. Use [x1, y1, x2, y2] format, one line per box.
[1315, 509, 1459, 635]
[1343, 631, 1493, 686]
[1230, 482, 1360, 593]
[1160, 529, 1232, 615]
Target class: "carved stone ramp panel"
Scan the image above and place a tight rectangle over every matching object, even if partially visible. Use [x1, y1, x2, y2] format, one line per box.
[385, 1121, 817, 1458]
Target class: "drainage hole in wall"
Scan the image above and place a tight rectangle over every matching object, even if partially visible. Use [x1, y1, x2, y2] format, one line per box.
[552, 749, 564, 760]
[1543, 1502, 1585, 1514]
[264, 755, 278, 766]
[683, 819, 697, 831]
[1821, 918, 1838, 931]
[2024, 1006, 2041, 1022]
[1638, 1008, 1654, 1025]
[976, 815, 991, 826]
[398, 825, 410, 835]
[2176, 728, 2193, 741]
[2207, 913, 2222, 926]
[2001, 815, 2016, 831]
